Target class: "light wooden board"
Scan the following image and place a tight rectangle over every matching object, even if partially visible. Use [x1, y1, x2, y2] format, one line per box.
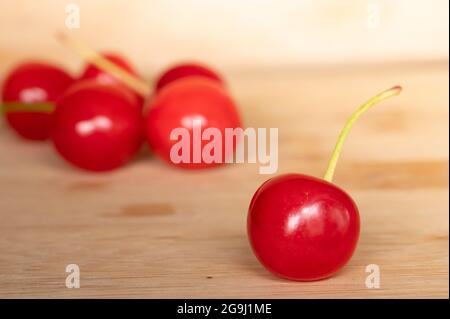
[0, 62, 448, 298]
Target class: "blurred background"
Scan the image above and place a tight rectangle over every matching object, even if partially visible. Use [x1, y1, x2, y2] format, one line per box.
[0, 0, 448, 75]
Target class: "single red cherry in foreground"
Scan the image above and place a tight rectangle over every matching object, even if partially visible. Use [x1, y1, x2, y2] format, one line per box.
[155, 63, 224, 92]
[51, 80, 143, 171]
[79, 53, 144, 108]
[248, 86, 402, 281]
[146, 77, 241, 169]
[1, 62, 74, 140]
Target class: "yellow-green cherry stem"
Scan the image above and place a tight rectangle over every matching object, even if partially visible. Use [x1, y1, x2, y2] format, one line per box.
[1, 102, 54, 114]
[323, 86, 402, 183]
[57, 33, 151, 97]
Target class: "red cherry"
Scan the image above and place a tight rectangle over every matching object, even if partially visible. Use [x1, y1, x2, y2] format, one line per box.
[155, 63, 224, 92]
[247, 86, 402, 281]
[80, 53, 144, 108]
[1, 62, 74, 140]
[58, 36, 240, 169]
[146, 77, 241, 169]
[248, 174, 359, 281]
[51, 81, 143, 171]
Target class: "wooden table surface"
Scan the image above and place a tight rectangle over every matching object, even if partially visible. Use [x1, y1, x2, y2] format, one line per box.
[0, 62, 448, 298]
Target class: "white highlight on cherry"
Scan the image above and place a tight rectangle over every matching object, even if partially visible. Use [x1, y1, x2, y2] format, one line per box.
[19, 87, 47, 103]
[76, 116, 112, 137]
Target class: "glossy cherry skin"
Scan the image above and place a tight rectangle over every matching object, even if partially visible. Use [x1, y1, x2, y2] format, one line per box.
[1, 62, 74, 140]
[51, 81, 143, 171]
[146, 77, 241, 169]
[155, 63, 224, 92]
[79, 53, 144, 108]
[248, 174, 360, 281]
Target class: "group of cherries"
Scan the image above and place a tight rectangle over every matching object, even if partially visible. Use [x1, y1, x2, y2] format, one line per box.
[1, 39, 401, 282]
[1, 54, 240, 171]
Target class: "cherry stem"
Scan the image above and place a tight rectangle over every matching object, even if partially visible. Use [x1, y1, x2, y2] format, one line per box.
[1, 102, 54, 114]
[57, 33, 151, 97]
[323, 86, 402, 183]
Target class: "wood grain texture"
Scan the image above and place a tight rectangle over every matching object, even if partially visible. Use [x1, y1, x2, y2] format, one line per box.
[0, 63, 448, 298]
